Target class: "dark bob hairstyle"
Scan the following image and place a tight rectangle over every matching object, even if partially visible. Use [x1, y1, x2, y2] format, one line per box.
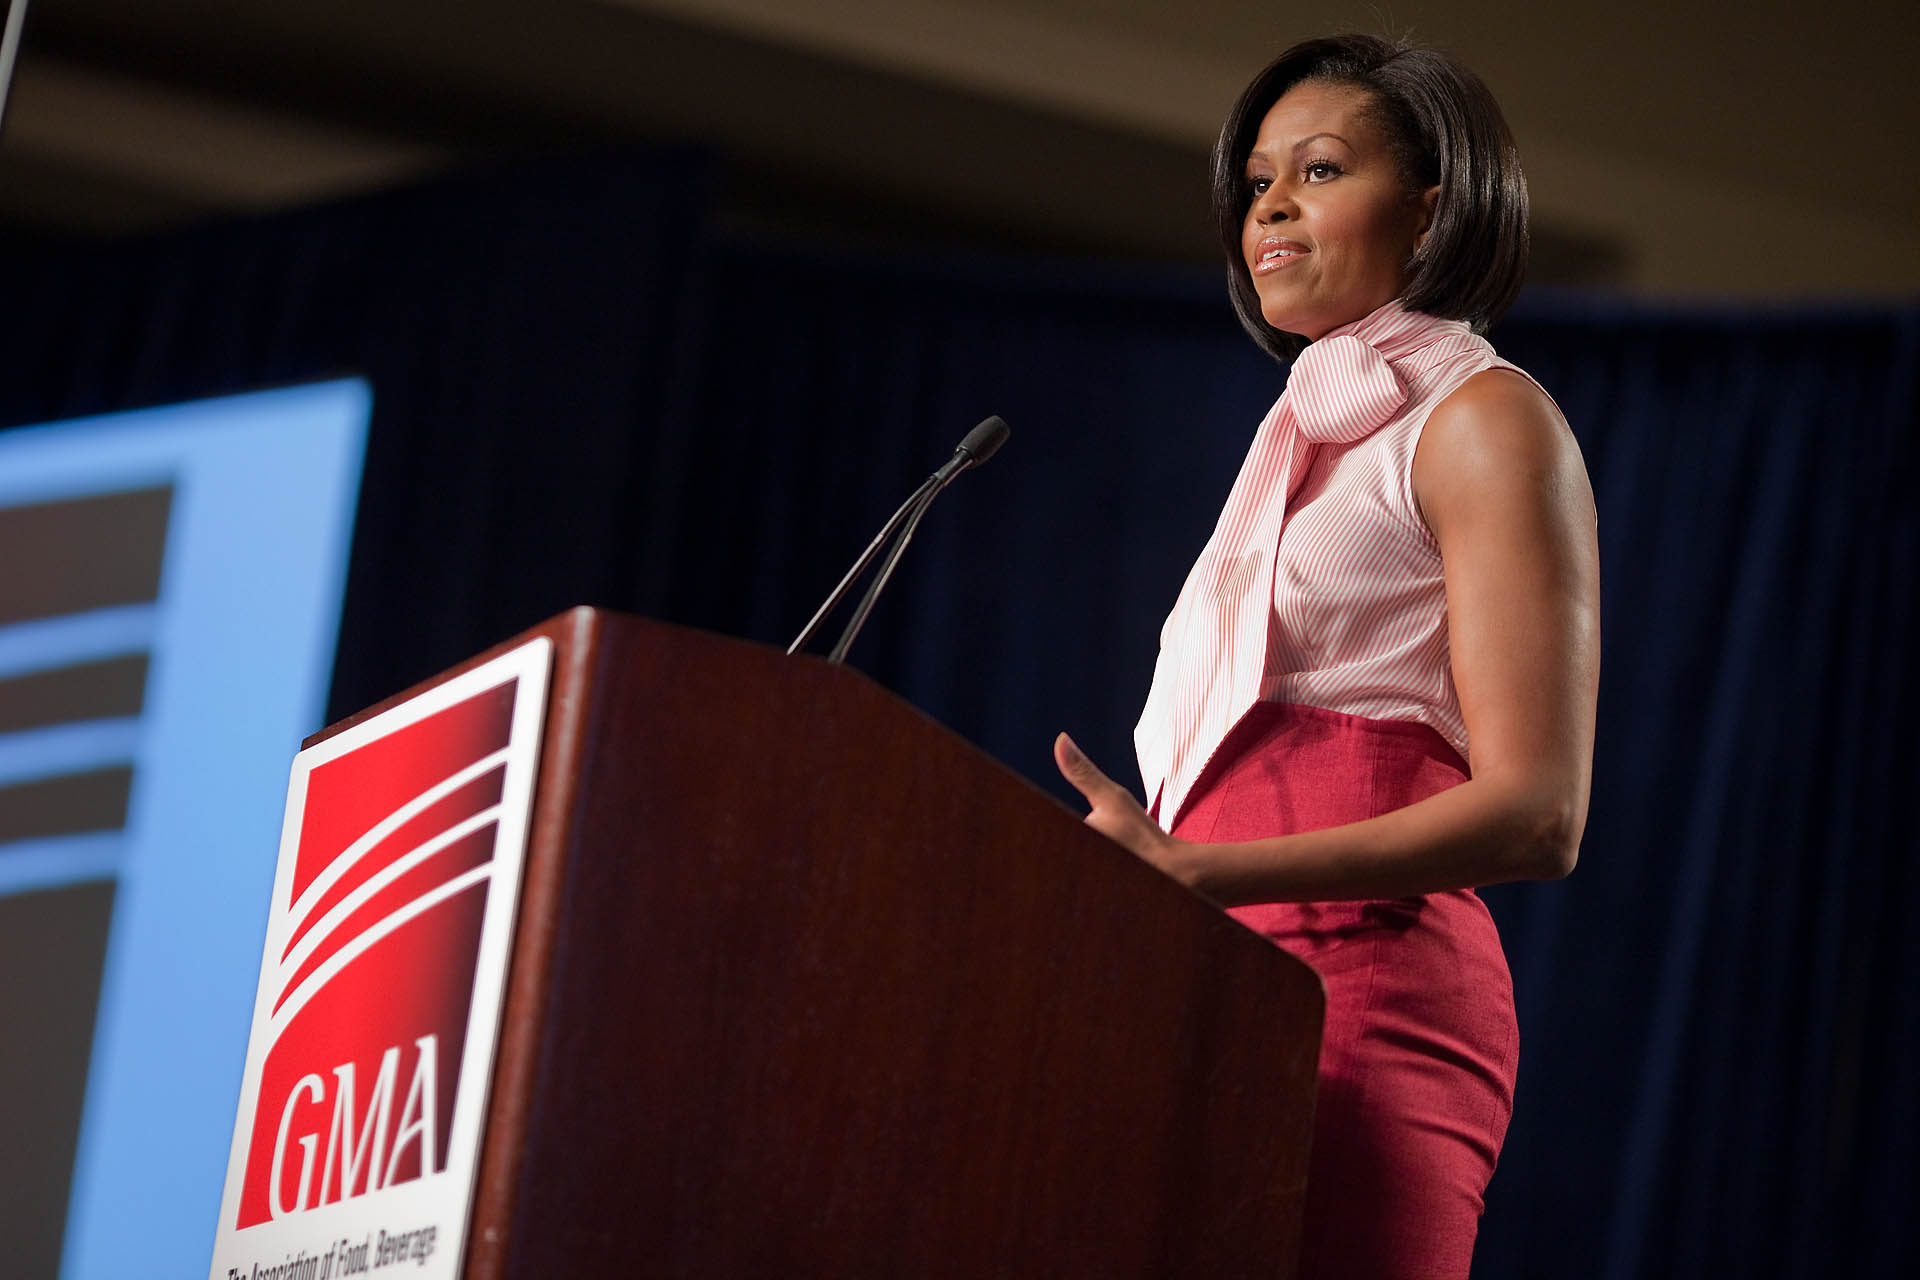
[1214, 34, 1529, 362]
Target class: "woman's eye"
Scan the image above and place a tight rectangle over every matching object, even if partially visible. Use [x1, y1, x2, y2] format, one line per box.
[1248, 176, 1272, 195]
[1304, 161, 1341, 182]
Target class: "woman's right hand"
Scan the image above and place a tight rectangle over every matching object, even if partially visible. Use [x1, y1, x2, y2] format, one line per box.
[1053, 733, 1201, 890]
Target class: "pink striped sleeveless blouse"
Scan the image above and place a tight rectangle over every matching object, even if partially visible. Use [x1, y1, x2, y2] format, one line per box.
[1134, 298, 1533, 827]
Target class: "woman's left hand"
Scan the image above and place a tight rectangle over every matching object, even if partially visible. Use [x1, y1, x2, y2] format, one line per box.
[1053, 732, 1200, 889]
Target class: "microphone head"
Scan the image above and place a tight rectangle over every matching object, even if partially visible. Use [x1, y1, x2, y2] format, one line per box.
[958, 415, 1011, 468]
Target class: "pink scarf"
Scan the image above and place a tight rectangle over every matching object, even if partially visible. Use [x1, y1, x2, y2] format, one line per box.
[1133, 299, 1474, 825]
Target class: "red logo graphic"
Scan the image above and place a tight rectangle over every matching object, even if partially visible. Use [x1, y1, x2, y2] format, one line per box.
[235, 679, 519, 1228]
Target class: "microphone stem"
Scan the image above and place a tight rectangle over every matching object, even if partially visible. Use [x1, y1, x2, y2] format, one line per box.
[787, 471, 941, 656]
[788, 414, 1005, 662]
[826, 474, 947, 664]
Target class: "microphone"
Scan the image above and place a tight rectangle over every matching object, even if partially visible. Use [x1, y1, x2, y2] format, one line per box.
[788, 415, 1011, 663]
[935, 415, 1010, 480]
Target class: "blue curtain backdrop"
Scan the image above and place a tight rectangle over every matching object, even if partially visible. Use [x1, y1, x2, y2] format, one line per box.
[3, 152, 1913, 1279]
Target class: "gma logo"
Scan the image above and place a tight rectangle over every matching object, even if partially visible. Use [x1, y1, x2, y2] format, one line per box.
[268, 1035, 441, 1217]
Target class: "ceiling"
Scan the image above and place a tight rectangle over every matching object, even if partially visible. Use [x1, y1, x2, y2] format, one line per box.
[2, 0, 1915, 298]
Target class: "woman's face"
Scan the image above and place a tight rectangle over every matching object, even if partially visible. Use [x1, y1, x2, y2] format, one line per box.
[1240, 81, 1438, 341]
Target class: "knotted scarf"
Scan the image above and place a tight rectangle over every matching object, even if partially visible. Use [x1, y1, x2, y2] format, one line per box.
[1133, 300, 1472, 826]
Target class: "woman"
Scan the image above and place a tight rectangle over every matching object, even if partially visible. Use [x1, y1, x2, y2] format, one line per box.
[1054, 35, 1599, 1280]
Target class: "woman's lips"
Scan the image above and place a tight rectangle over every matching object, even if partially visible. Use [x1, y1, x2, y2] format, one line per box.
[1250, 238, 1311, 275]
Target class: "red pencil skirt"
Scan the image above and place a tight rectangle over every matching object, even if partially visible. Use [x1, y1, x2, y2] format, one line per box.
[1169, 701, 1518, 1280]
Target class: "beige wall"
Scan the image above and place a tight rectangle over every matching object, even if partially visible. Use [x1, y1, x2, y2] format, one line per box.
[3, 0, 1915, 298]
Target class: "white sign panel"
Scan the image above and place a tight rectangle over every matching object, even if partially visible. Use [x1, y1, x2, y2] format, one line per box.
[209, 638, 551, 1280]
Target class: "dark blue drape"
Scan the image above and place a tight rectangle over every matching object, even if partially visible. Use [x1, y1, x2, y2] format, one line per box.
[1, 153, 715, 711]
[1479, 302, 1919, 1278]
[4, 153, 1913, 1278]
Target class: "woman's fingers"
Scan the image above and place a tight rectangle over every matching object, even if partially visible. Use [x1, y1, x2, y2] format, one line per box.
[1054, 732, 1149, 826]
[1055, 733, 1150, 823]
[1053, 732, 1200, 890]
[1052, 731, 1114, 800]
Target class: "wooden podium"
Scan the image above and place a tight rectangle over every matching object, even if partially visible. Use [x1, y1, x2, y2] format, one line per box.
[312, 609, 1324, 1277]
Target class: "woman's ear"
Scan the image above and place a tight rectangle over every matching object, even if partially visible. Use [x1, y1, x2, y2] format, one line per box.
[1413, 184, 1440, 253]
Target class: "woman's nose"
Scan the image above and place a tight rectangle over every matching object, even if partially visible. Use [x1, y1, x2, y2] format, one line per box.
[1252, 184, 1295, 224]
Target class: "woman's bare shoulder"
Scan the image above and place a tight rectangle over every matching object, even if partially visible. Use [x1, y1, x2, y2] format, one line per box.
[1414, 367, 1592, 530]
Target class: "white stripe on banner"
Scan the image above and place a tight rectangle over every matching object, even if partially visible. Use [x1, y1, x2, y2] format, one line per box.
[0, 718, 142, 788]
[0, 603, 159, 680]
[0, 832, 127, 895]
